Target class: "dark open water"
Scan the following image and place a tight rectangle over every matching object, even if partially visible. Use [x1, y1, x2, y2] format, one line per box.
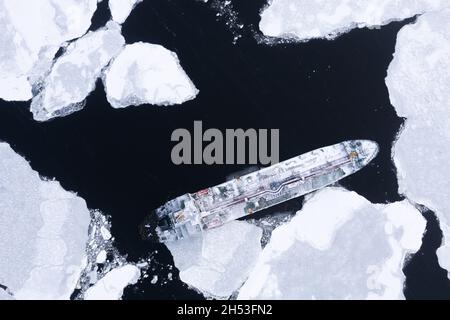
[0, 0, 448, 299]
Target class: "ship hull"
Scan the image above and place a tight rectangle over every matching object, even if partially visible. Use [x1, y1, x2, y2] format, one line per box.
[146, 140, 378, 242]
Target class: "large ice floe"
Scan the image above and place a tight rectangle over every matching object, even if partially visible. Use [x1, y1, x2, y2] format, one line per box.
[0, 142, 144, 300]
[31, 21, 125, 121]
[109, 0, 143, 24]
[166, 221, 262, 298]
[0, 142, 91, 299]
[386, 8, 450, 276]
[104, 42, 199, 109]
[237, 188, 426, 299]
[259, 0, 449, 41]
[167, 187, 426, 299]
[0, 0, 98, 101]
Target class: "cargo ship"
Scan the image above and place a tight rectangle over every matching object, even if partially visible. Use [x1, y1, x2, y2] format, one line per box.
[142, 140, 379, 242]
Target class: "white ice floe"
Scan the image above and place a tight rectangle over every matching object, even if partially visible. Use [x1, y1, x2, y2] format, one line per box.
[166, 221, 262, 298]
[0, 142, 91, 300]
[259, 0, 449, 41]
[100, 225, 112, 240]
[386, 8, 450, 277]
[30, 22, 125, 121]
[84, 265, 140, 300]
[237, 187, 425, 300]
[0, 0, 98, 101]
[104, 42, 199, 109]
[96, 250, 108, 264]
[109, 0, 142, 24]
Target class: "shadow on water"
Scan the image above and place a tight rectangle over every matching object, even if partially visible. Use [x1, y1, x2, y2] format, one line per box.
[0, 0, 446, 299]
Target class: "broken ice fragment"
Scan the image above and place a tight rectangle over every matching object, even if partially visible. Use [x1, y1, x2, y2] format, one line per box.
[103, 42, 199, 109]
[259, 0, 449, 41]
[96, 250, 108, 264]
[166, 221, 262, 298]
[30, 21, 125, 121]
[101, 226, 112, 240]
[84, 265, 141, 300]
[238, 187, 426, 300]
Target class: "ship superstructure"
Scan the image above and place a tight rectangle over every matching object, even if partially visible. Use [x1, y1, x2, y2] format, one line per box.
[144, 140, 379, 242]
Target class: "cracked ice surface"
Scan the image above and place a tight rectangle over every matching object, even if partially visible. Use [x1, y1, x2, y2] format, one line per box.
[386, 8, 450, 276]
[109, 0, 142, 24]
[166, 221, 262, 298]
[104, 42, 199, 109]
[0, 288, 13, 300]
[259, 0, 448, 41]
[0, 0, 98, 101]
[31, 22, 125, 122]
[84, 265, 140, 300]
[0, 142, 91, 300]
[238, 188, 425, 300]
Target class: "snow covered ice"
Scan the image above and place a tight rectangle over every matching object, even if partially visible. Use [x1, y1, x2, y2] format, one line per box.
[386, 8, 450, 277]
[31, 21, 125, 121]
[0, 142, 91, 300]
[166, 221, 262, 298]
[0, 0, 98, 101]
[109, 0, 143, 24]
[259, 0, 449, 41]
[0, 149, 143, 300]
[104, 42, 199, 109]
[237, 188, 425, 300]
[84, 265, 140, 300]
[1, 1, 200, 120]
[166, 186, 427, 300]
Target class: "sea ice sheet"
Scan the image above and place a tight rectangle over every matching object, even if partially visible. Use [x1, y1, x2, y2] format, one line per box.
[109, 0, 142, 24]
[84, 265, 140, 300]
[31, 21, 125, 121]
[166, 221, 262, 298]
[386, 8, 450, 277]
[237, 187, 425, 299]
[103, 42, 199, 109]
[0, 0, 98, 101]
[0, 142, 91, 300]
[259, 0, 449, 41]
